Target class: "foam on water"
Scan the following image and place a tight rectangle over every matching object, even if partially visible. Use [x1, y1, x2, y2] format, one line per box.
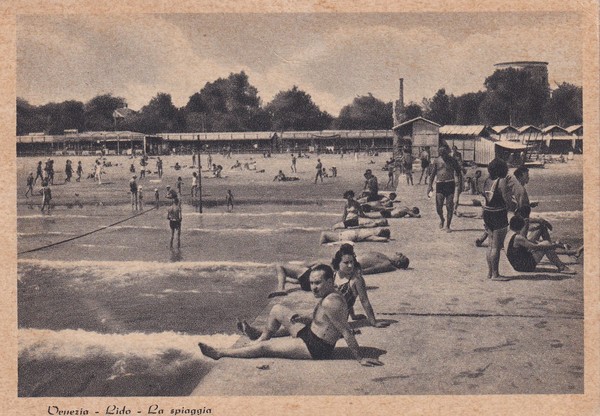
[112, 225, 323, 233]
[18, 259, 273, 286]
[185, 210, 339, 217]
[18, 231, 75, 237]
[19, 328, 237, 379]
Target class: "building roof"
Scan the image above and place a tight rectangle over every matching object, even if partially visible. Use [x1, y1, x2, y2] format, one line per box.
[494, 61, 548, 66]
[541, 125, 569, 134]
[280, 130, 393, 140]
[517, 125, 542, 133]
[392, 117, 440, 131]
[565, 125, 583, 134]
[491, 125, 519, 134]
[113, 107, 136, 119]
[159, 132, 275, 141]
[494, 141, 527, 150]
[439, 125, 488, 136]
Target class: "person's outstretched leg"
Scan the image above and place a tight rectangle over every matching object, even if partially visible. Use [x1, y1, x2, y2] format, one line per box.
[199, 337, 310, 360]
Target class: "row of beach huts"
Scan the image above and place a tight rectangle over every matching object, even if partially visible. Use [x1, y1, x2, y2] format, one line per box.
[16, 117, 583, 165]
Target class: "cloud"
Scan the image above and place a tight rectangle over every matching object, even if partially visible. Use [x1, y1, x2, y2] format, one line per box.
[17, 13, 582, 115]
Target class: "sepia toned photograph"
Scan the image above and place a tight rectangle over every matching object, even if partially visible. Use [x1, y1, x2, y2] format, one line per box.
[3, 1, 599, 415]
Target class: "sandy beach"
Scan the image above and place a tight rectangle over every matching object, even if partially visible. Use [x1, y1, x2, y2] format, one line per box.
[17, 152, 583, 396]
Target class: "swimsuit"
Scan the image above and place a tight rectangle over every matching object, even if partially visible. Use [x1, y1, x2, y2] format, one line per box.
[506, 233, 537, 272]
[483, 179, 508, 231]
[169, 220, 181, 230]
[296, 325, 335, 360]
[436, 180, 456, 198]
[336, 277, 357, 309]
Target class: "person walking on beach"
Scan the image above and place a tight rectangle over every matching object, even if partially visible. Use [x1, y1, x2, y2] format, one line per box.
[156, 157, 163, 179]
[427, 144, 463, 232]
[34, 161, 43, 185]
[191, 172, 198, 198]
[129, 175, 139, 211]
[199, 264, 384, 366]
[418, 147, 431, 185]
[64, 160, 73, 183]
[482, 158, 516, 281]
[154, 188, 160, 209]
[314, 159, 323, 183]
[176, 176, 183, 196]
[25, 172, 34, 198]
[40, 181, 52, 213]
[403, 150, 414, 186]
[226, 189, 234, 212]
[76, 161, 83, 182]
[291, 154, 297, 173]
[167, 196, 182, 249]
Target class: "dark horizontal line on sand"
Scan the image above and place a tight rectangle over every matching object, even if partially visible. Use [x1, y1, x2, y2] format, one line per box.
[379, 311, 583, 320]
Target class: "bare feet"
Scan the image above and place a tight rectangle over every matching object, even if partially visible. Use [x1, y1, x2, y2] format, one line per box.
[439, 220, 444, 229]
[558, 266, 576, 275]
[490, 276, 510, 281]
[198, 342, 221, 360]
[444, 227, 452, 233]
[236, 319, 262, 340]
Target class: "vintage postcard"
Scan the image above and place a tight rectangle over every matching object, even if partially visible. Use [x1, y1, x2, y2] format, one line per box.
[1, 0, 598, 415]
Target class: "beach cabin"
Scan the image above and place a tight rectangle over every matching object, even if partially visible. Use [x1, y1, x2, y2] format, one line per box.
[473, 137, 527, 166]
[392, 117, 440, 157]
[16, 131, 152, 157]
[490, 125, 520, 141]
[158, 131, 276, 154]
[517, 125, 543, 157]
[279, 130, 393, 153]
[565, 125, 583, 153]
[541, 125, 572, 154]
[438, 125, 490, 163]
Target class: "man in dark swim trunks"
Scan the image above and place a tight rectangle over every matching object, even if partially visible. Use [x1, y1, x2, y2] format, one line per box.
[198, 264, 383, 366]
[427, 144, 463, 232]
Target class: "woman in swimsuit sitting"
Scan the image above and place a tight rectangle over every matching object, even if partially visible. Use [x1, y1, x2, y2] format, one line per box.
[332, 244, 389, 328]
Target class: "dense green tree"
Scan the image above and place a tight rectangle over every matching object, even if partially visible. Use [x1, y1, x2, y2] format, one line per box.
[402, 102, 423, 120]
[423, 89, 453, 125]
[480, 68, 549, 126]
[133, 93, 184, 134]
[266, 86, 332, 131]
[184, 71, 268, 131]
[17, 98, 46, 135]
[84, 94, 127, 131]
[335, 94, 392, 129]
[450, 91, 486, 125]
[543, 82, 582, 126]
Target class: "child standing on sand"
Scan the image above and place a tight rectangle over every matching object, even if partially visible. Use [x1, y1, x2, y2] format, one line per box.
[226, 190, 234, 212]
[154, 188, 160, 209]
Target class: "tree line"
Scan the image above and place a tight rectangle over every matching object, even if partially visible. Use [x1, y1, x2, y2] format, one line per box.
[17, 68, 582, 136]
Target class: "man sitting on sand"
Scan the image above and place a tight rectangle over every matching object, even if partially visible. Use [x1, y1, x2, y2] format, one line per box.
[269, 250, 409, 298]
[506, 215, 575, 275]
[320, 228, 390, 244]
[199, 264, 384, 366]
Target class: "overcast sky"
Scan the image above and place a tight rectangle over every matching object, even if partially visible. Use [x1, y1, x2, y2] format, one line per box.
[17, 12, 582, 115]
